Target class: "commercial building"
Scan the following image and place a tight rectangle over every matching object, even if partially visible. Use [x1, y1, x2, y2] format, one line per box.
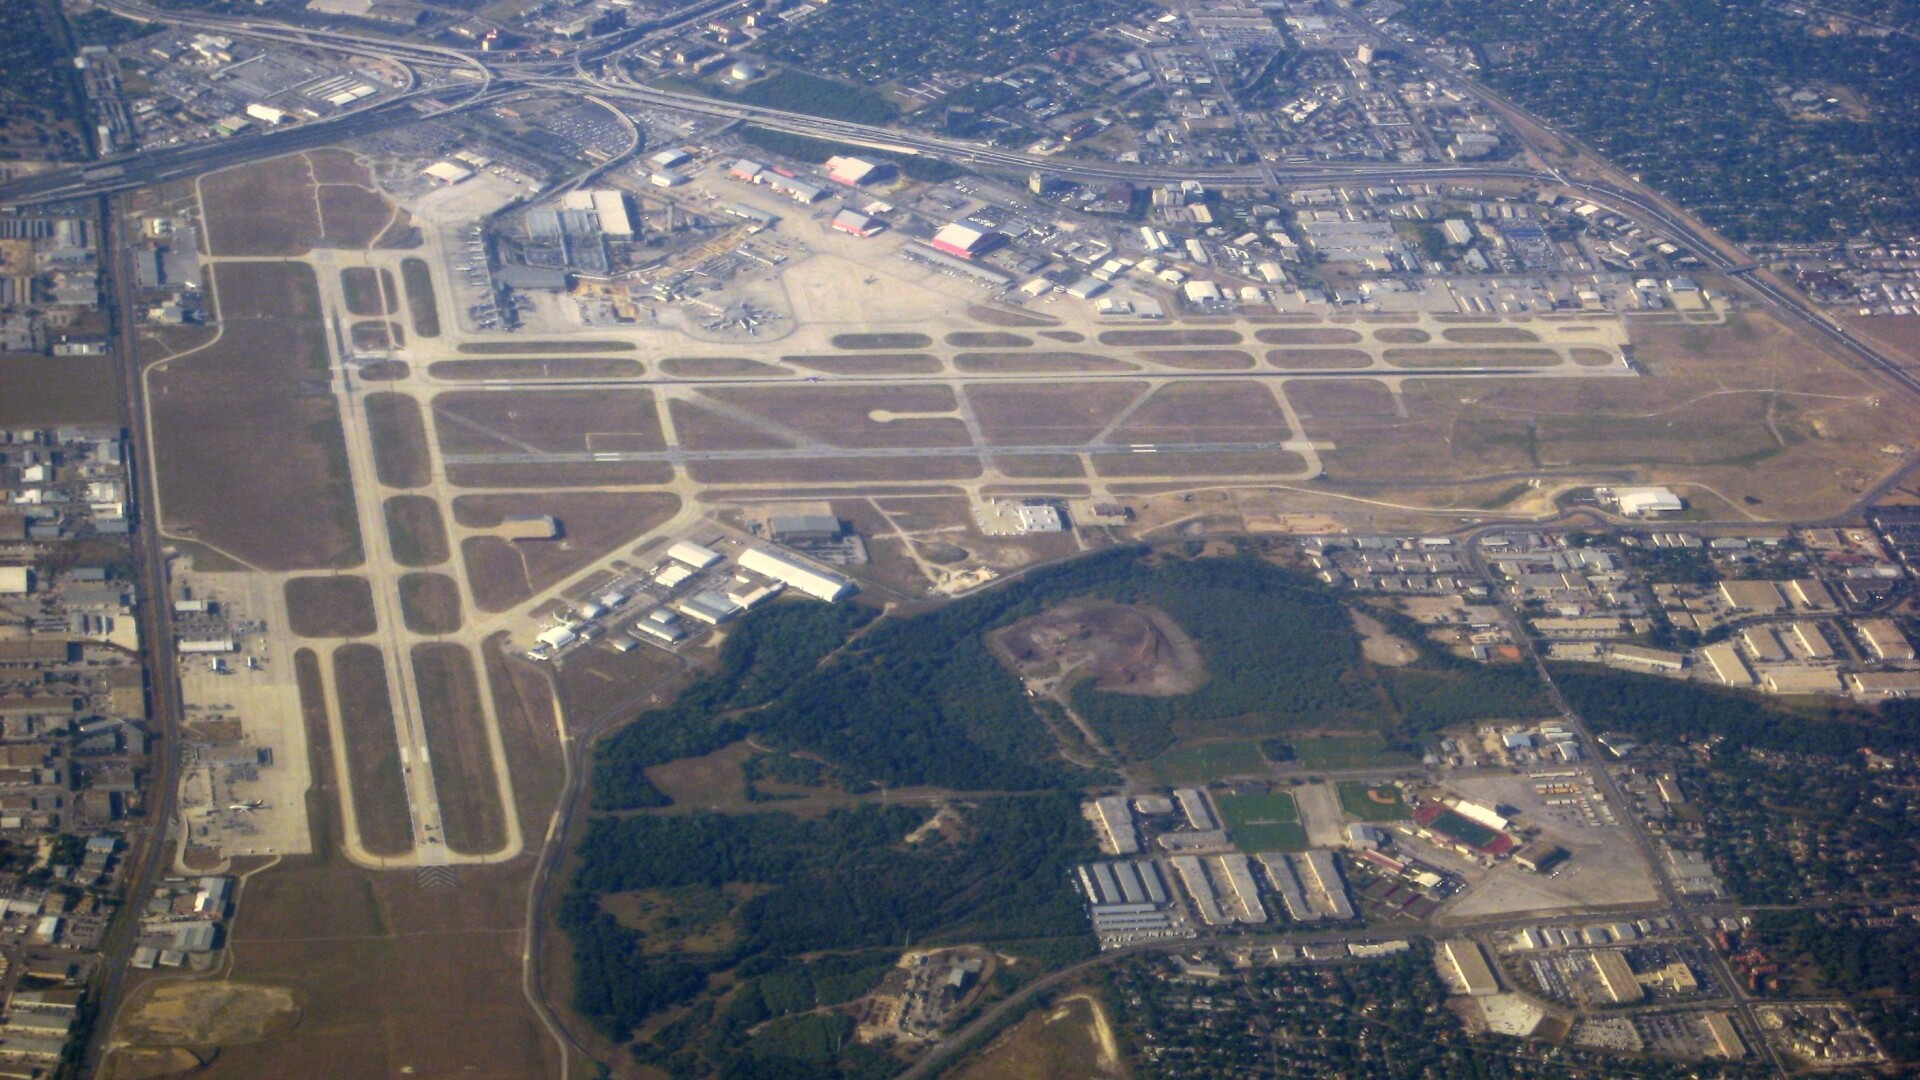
[1441, 939, 1498, 996]
[677, 590, 742, 625]
[830, 209, 885, 237]
[421, 160, 473, 185]
[244, 103, 287, 125]
[1702, 642, 1754, 687]
[0, 568, 29, 595]
[1090, 796, 1138, 855]
[1761, 666, 1843, 695]
[1719, 580, 1786, 611]
[1610, 644, 1685, 672]
[737, 547, 854, 601]
[1849, 671, 1920, 698]
[824, 155, 884, 186]
[768, 515, 843, 543]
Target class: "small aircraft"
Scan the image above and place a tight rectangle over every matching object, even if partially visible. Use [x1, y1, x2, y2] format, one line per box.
[227, 801, 268, 812]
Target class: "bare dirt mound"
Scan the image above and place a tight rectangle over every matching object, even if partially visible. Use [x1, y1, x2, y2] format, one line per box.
[115, 982, 299, 1048]
[992, 603, 1206, 696]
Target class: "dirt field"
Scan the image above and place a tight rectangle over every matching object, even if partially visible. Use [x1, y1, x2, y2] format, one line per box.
[426, 357, 644, 380]
[1256, 327, 1362, 345]
[1570, 348, 1616, 366]
[993, 602, 1206, 696]
[399, 572, 463, 634]
[1351, 609, 1418, 665]
[955, 351, 1137, 373]
[970, 382, 1147, 444]
[349, 321, 394, 351]
[1266, 348, 1372, 369]
[1443, 326, 1541, 344]
[285, 576, 378, 638]
[1139, 349, 1256, 370]
[433, 389, 663, 455]
[968, 304, 1056, 327]
[0, 354, 120, 426]
[951, 994, 1127, 1080]
[1375, 328, 1431, 343]
[340, 268, 388, 316]
[830, 332, 931, 349]
[453, 492, 680, 611]
[199, 157, 318, 256]
[364, 392, 430, 489]
[359, 360, 409, 381]
[1109, 383, 1291, 444]
[315, 186, 393, 249]
[113, 982, 298, 1048]
[1383, 348, 1560, 367]
[411, 643, 507, 854]
[147, 262, 362, 569]
[1099, 329, 1241, 346]
[697, 385, 969, 448]
[1289, 380, 1399, 417]
[785, 352, 942, 374]
[399, 258, 440, 339]
[331, 644, 412, 857]
[1095, 449, 1306, 477]
[446, 461, 674, 488]
[947, 332, 1031, 347]
[668, 399, 797, 451]
[384, 495, 450, 567]
[660, 356, 785, 377]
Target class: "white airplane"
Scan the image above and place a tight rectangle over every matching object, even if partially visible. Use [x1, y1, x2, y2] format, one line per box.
[228, 801, 267, 812]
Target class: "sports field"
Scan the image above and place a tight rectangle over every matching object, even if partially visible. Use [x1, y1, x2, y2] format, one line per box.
[1291, 734, 1418, 770]
[1336, 781, 1411, 822]
[1149, 741, 1266, 784]
[1216, 792, 1307, 852]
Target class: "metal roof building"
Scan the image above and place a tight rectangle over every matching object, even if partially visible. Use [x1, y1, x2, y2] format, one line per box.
[667, 541, 723, 569]
[738, 547, 854, 601]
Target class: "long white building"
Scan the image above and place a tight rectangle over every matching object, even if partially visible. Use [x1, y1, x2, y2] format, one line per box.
[737, 547, 854, 601]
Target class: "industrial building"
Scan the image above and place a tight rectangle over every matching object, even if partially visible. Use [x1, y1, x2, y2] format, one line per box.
[1169, 855, 1229, 926]
[1089, 796, 1139, 855]
[1613, 486, 1684, 516]
[929, 223, 999, 260]
[737, 547, 854, 601]
[1209, 854, 1267, 924]
[768, 515, 843, 543]
[1440, 939, 1498, 996]
[1857, 618, 1916, 661]
[824, 155, 886, 186]
[830, 209, 886, 237]
[1076, 860, 1175, 936]
[677, 590, 742, 625]
[667, 541, 723, 570]
[1702, 641, 1755, 686]
[1718, 580, 1787, 612]
[1590, 950, 1643, 1004]
[1762, 666, 1843, 694]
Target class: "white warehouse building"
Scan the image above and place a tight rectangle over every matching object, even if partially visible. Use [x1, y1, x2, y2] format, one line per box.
[737, 547, 854, 602]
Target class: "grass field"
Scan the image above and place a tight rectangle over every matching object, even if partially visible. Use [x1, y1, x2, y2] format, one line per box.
[453, 492, 679, 611]
[399, 258, 440, 339]
[1291, 733, 1419, 771]
[1382, 347, 1560, 367]
[147, 262, 362, 569]
[698, 385, 969, 449]
[455, 340, 634, 354]
[330, 644, 412, 857]
[364, 392, 430, 489]
[785, 353, 942, 374]
[1100, 328, 1241, 346]
[1139, 349, 1256, 370]
[830, 332, 931, 349]
[383, 495, 448, 567]
[1149, 740, 1267, 784]
[1336, 780, 1411, 821]
[1215, 791, 1308, 851]
[0, 355, 120, 426]
[339, 268, 387, 316]
[284, 576, 377, 638]
[411, 644, 507, 855]
[398, 572, 462, 634]
[425, 357, 643, 380]
[432, 389, 663, 455]
[200, 157, 318, 256]
[951, 993, 1126, 1080]
[947, 332, 1031, 348]
[315, 185, 393, 248]
[1255, 327, 1363, 345]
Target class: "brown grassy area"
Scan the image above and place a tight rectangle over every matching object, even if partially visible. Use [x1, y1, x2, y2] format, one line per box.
[1571, 348, 1616, 366]
[968, 304, 1056, 327]
[199, 157, 318, 256]
[148, 262, 362, 569]
[0, 355, 120, 426]
[830, 332, 931, 349]
[697, 385, 968, 448]
[1109, 383, 1291, 444]
[360, 361, 409, 381]
[668, 399, 795, 451]
[784, 353, 941, 374]
[456, 340, 634, 354]
[483, 634, 566, 840]
[433, 389, 663, 455]
[947, 332, 1031, 347]
[969, 382, 1147, 445]
[315, 186, 394, 249]
[1139, 349, 1256, 370]
[400, 258, 440, 339]
[349, 322, 393, 351]
[1383, 347, 1559, 367]
[660, 357, 786, 377]
[1092, 449, 1306, 477]
[384, 495, 449, 566]
[1255, 327, 1362, 345]
[1374, 328, 1430, 343]
[993, 455, 1087, 477]
[340, 268, 386, 316]
[426, 358, 644, 380]
[284, 576, 377, 638]
[951, 994, 1127, 1080]
[1099, 328, 1241, 346]
[410, 643, 507, 855]
[455, 492, 680, 611]
[955, 352, 1136, 373]
[189, 643, 558, 1080]
[1266, 348, 1373, 369]
[1442, 326, 1540, 344]
[688, 456, 984, 484]
[399, 572, 463, 634]
[330, 644, 412, 857]
[364, 392, 430, 489]
[1039, 330, 1085, 342]
[306, 148, 368, 184]
[1288, 380, 1399, 417]
[446, 461, 674, 487]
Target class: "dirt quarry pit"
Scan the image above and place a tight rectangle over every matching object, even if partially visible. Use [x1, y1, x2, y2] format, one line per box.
[991, 603, 1205, 696]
